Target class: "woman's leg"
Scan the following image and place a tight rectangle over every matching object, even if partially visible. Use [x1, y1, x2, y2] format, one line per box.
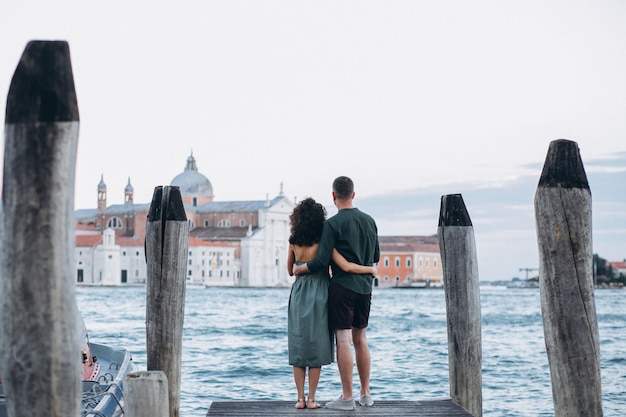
[307, 366, 322, 408]
[293, 366, 306, 408]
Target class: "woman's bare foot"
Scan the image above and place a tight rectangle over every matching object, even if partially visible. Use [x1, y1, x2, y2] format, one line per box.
[307, 398, 321, 409]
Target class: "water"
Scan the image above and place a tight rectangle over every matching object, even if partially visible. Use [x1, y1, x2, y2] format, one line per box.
[76, 285, 626, 417]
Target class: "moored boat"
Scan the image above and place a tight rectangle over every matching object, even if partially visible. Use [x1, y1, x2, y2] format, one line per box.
[80, 340, 135, 417]
[0, 325, 135, 417]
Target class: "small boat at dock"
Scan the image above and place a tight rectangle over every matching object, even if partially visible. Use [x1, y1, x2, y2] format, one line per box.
[0, 324, 135, 417]
[80, 340, 135, 417]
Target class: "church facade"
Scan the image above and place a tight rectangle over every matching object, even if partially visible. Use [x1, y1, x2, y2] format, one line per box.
[74, 153, 294, 287]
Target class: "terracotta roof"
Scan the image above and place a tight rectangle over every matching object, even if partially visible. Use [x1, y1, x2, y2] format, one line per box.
[378, 235, 440, 253]
[76, 223, 98, 231]
[115, 236, 144, 246]
[76, 234, 102, 247]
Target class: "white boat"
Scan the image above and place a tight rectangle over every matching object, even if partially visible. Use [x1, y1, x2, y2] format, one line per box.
[80, 340, 135, 417]
[0, 327, 135, 417]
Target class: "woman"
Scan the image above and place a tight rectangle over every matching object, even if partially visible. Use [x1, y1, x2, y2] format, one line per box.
[287, 197, 376, 409]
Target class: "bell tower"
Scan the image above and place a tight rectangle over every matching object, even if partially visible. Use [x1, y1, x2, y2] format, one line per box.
[97, 174, 107, 212]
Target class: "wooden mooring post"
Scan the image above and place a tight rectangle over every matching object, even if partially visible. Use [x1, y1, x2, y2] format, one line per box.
[437, 194, 482, 417]
[0, 40, 81, 417]
[534, 139, 603, 417]
[124, 370, 170, 417]
[144, 186, 189, 417]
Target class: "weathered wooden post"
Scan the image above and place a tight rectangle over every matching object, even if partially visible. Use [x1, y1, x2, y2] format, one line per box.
[534, 139, 603, 417]
[145, 186, 189, 417]
[437, 194, 482, 417]
[0, 41, 81, 417]
[124, 371, 170, 417]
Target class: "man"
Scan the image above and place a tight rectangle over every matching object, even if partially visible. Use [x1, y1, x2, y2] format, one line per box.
[293, 176, 380, 410]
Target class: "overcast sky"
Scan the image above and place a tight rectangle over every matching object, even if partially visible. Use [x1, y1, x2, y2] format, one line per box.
[2, 1, 625, 281]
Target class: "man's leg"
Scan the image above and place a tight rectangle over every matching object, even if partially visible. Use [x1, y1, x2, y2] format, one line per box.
[352, 327, 371, 397]
[335, 328, 354, 400]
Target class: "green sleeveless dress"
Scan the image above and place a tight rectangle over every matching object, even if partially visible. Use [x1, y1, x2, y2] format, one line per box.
[288, 261, 333, 367]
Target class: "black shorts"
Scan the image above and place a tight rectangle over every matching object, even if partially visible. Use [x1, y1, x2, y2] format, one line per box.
[328, 281, 371, 330]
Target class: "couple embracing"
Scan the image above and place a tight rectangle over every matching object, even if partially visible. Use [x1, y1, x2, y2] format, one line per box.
[287, 176, 380, 410]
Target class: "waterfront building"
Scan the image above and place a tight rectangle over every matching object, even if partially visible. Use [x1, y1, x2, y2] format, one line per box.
[375, 235, 443, 287]
[74, 153, 442, 288]
[75, 153, 293, 287]
[607, 260, 626, 279]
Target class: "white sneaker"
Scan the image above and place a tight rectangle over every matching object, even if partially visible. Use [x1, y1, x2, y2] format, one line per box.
[359, 394, 374, 406]
[325, 395, 356, 410]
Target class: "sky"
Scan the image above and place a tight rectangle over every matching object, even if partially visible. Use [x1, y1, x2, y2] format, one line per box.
[1, 1, 625, 281]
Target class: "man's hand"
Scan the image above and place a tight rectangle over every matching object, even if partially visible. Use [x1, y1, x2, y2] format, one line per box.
[292, 263, 310, 276]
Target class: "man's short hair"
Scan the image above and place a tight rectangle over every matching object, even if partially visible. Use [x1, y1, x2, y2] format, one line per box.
[333, 176, 354, 200]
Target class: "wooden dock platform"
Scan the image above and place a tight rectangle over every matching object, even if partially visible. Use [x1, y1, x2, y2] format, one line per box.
[206, 398, 474, 416]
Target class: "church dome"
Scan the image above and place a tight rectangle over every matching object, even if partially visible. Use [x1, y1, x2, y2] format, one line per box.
[170, 153, 214, 199]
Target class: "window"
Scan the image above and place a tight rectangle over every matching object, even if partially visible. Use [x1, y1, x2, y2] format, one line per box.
[217, 219, 231, 227]
[106, 217, 123, 229]
[240, 219, 246, 227]
[395, 257, 400, 267]
[204, 220, 210, 227]
[434, 259, 438, 268]
[406, 257, 411, 267]
[384, 257, 389, 267]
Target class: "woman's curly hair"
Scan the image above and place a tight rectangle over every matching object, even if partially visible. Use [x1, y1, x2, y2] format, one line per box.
[288, 197, 327, 246]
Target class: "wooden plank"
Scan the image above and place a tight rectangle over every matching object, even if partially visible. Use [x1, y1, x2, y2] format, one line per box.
[207, 399, 474, 417]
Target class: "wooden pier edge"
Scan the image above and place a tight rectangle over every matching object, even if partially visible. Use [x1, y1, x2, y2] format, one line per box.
[206, 398, 475, 416]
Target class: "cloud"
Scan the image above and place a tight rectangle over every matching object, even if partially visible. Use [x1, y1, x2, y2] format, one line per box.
[357, 153, 626, 281]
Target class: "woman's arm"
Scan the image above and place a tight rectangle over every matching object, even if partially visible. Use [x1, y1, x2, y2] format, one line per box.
[287, 246, 295, 276]
[332, 249, 377, 275]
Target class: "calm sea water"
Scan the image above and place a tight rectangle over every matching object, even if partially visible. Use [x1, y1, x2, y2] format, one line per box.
[76, 285, 626, 417]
